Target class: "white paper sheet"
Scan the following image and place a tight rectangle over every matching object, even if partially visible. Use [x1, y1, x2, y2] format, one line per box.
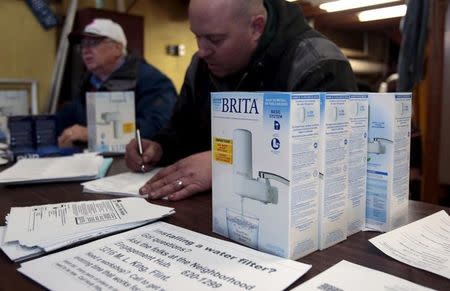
[0, 153, 104, 184]
[1, 199, 174, 261]
[19, 222, 311, 291]
[292, 260, 433, 291]
[0, 226, 44, 262]
[0, 157, 8, 165]
[4, 198, 174, 247]
[82, 168, 161, 196]
[40, 220, 151, 252]
[370, 210, 450, 279]
[1, 221, 155, 262]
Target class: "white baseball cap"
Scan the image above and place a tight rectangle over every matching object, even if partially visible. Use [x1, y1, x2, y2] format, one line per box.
[70, 18, 127, 48]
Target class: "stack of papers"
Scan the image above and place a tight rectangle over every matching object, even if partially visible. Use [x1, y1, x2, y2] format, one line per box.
[0, 197, 174, 261]
[0, 153, 112, 184]
[18, 222, 311, 291]
[82, 168, 161, 196]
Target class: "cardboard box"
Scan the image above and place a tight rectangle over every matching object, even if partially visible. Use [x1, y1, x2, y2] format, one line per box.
[211, 92, 320, 259]
[8, 115, 35, 159]
[34, 115, 59, 155]
[366, 93, 411, 232]
[86, 91, 135, 153]
[318, 93, 349, 250]
[347, 94, 369, 236]
[8, 115, 61, 160]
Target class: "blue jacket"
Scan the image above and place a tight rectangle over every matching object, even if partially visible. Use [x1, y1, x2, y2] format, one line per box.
[55, 54, 177, 140]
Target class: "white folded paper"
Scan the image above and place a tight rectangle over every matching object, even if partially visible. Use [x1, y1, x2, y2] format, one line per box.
[82, 168, 161, 196]
[370, 210, 450, 279]
[1, 198, 174, 261]
[0, 226, 43, 261]
[293, 260, 433, 290]
[18, 221, 311, 291]
[0, 153, 108, 184]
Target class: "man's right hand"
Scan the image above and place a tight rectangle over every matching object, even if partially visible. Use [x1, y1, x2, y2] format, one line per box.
[125, 138, 163, 172]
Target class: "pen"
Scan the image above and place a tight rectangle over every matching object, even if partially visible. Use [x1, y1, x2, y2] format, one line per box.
[136, 129, 146, 173]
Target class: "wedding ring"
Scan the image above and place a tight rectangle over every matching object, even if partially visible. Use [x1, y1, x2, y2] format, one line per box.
[175, 179, 184, 189]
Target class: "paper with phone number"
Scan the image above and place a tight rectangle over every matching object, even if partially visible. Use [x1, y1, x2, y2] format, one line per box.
[19, 221, 311, 291]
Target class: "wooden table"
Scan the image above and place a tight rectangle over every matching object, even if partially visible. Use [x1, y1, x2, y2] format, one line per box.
[0, 159, 449, 290]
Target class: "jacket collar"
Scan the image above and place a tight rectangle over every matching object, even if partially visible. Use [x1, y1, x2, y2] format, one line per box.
[96, 54, 139, 91]
[251, 0, 311, 64]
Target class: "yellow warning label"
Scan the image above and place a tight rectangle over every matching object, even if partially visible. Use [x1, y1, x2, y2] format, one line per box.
[123, 122, 135, 134]
[213, 137, 233, 164]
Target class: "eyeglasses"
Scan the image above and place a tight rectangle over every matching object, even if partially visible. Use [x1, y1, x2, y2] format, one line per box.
[80, 37, 108, 48]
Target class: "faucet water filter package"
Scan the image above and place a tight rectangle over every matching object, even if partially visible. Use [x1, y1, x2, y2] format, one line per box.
[318, 93, 349, 250]
[211, 92, 320, 260]
[86, 91, 135, 153]
[366, 93, 411, 232]
[347, 94, 369, 236]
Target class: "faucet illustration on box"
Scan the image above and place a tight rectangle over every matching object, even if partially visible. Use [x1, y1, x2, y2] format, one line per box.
[233, 129, 289, 204]
[99, 112, 123, 139]
[327, 104, 347, 122]
[396, 101, 410, 117]
[227, 129, 289, 248]
[298, 105, 317, 124]
[350, 101, 367, 117]
[368, 137, 393, 154]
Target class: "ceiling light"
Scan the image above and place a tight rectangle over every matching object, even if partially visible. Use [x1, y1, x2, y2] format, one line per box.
[319, 0, 398, 12]
[358, 4, 407, 22]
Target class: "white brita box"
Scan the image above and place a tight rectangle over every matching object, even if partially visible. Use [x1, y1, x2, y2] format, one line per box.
[318, 93, 349, 250]
[86, 91, 135, 153]
[366, 93, 411, 232]
[211, 92, 320, 259]
[347, 94, 369, 236]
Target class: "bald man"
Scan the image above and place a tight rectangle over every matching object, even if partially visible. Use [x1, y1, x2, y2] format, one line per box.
[125, 0, 357, 200]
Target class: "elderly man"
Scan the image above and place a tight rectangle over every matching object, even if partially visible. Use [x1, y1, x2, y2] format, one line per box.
[125, 0, 357, 200]
[56, 18, 177, 148]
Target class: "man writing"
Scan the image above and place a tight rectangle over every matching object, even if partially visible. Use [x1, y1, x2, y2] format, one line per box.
[126, 0, 357, 200]
[56, 18, 177, 147]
